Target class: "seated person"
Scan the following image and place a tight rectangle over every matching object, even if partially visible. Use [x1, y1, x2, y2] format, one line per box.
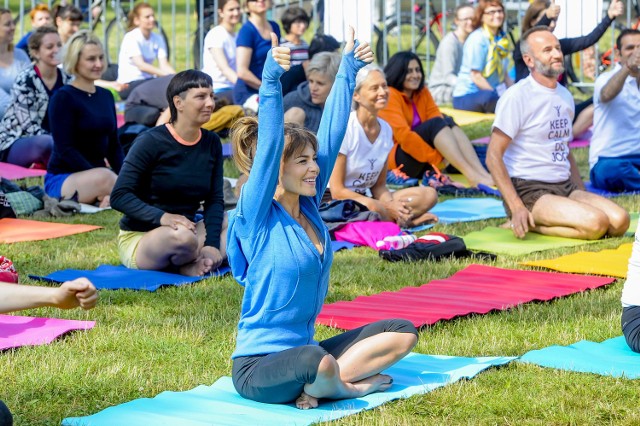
[0, 26, 70, 168]
[0, 275, 98, 426]
[379, 51, 494, 188]
[46, 31, 124, 208]
[202, 0, 240, 104]
[329, 65, 438, 228]
[229, 31, 417, 410]
[233, 0, 281, 105]
[486, 27, 629, 240]
[279, 6, 310, 66]
[589, 29, 640, 193]
[283, 51, 340, 133]
[452, 0, 513, 113]
[116, 2, 175, 99]
[622, 221, 640, 353]
[514, 0, 624, 138]
[15, 4, 52, 54]
[111, 70, 227, 277]
[428, 4, 475, 105]
[0, 9, 31, 118]
[52, 4, 82, 45]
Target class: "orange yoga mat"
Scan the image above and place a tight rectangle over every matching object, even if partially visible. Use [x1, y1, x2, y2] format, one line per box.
[522, 243, 632, 278]
[0, 218, 101, 243]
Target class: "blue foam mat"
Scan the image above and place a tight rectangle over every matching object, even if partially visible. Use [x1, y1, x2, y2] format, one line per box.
[62, 352, 514, 426]
[584, 181, 640, 198]
[331, 240, 357, 252]
[430, 198, 506, 224]
[519, 336, 640, 379]
[30, 264, 231, 291]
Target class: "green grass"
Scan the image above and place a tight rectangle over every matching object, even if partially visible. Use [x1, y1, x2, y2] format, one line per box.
[2, 122, 640, 424]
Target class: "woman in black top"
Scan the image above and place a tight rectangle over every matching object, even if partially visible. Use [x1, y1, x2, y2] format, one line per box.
[111, 70, 226, 276]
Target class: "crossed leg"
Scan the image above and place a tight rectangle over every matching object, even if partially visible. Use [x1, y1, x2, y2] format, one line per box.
[530, 190, 629, 239]
[391, 186, 438, 227]
[61, 167, 117, 207]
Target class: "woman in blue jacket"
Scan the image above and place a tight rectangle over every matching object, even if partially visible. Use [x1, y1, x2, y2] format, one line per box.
[227, 30, 418, 410]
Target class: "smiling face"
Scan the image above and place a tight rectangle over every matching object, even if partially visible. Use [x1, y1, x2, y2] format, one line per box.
[219, 0, 241, 26]
[524, 30, 564, 80]
[481, 4, 505, 32]
[617, 33, 640, 73]
[134, 7, 156, 32]
[307, 71, 333, 106]
[0, 12, 15, 45]
[56, 17, 81, 42]
[402, 59, 423, 97]
[174, 86, 215, 126]
[354, 70, 389, 113]
[454, 6, 475, 36]
[35, 32, 63, 68]
[279, 142, 319, 197]
[74, 43, 105, 81]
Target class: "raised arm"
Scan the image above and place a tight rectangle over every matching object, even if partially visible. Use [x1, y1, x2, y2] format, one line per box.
[236, 34, 290, 229]
[315, 28, 373, 202]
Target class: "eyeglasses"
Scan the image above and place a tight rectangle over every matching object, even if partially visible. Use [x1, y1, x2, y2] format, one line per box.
[484, 9, 505, 16]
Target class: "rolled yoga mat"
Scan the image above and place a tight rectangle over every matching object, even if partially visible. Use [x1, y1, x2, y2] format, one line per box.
[61, 351, 515, 426]
[316, 264, 614, 330]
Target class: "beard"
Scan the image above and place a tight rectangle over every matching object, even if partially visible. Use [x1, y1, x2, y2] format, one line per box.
[533, 57, 565, 78]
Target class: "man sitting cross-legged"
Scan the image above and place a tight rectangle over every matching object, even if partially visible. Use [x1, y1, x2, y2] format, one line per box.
[589, 29, 640, 193]
[486, 26, 629, 240]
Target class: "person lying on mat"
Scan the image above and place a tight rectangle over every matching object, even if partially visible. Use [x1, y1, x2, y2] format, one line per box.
[378, 51, 494, 188]
[328, 64, 438, 228]
[589, 29, 640, 193]
[622, 222, 640, 353]
[0, 26, 70, 169]
[0, 277, 97, 313]
[486, 26, 629, 240]
[45, 31, 124, 208]
[228, 30, 418, 410]
[111, 70, 227, 277]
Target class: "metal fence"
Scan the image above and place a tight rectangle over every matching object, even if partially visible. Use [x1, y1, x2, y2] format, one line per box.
[8, 0, 638, 85]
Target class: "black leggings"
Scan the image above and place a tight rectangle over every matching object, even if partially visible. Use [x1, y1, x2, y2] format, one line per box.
[232, 319, 418, 404]
[0, 400, 12, 426]
[622, 305, 640, 353]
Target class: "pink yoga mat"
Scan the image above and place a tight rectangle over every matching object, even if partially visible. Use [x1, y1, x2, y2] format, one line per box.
[0, 162, 46, 179]
[317, 264, 614, 330]
[0, 314, 95, 350]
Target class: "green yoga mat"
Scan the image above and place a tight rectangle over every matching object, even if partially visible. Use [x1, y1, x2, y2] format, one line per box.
[463, 227, 601, 256]
[627, 212, 638, 236]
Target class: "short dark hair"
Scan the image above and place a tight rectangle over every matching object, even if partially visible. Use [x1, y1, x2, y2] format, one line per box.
[166, 70, 213, 123]
[308, 33, 340, 58]
[281, 6, 309, 34]
[384, 51, 425, 92]
[52, 4, 82, 24]
[520, 25, 552, 57]
[617, 28, 640, 50]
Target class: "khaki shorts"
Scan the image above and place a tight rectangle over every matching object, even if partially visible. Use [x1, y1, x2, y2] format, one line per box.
[504, 177, 579, 217]
[117, 230, 146, 269]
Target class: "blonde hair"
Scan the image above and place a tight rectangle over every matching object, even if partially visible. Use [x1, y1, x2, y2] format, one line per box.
[63, 30, 103, 75]
[231, 117, 318, 176]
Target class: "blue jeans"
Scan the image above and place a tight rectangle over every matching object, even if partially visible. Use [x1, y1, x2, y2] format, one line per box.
[452, 90, 499, 113]
[590, 154, 640, 193]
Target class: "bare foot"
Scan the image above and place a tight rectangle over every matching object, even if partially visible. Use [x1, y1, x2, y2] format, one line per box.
[408, 212, 439, 227]
[350, 374, 393, 397]
[98, 195, 111, 208]
[295, 392, 319, 410]
[179, 256, 214, 276]
[500, 220, 513, 229]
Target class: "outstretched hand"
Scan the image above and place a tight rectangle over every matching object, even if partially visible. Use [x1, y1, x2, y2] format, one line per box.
[271, 32, 291, 71]
[343, 26, 374, 64]
[608, 0, 624, 20]
[545, 0, 561, 20]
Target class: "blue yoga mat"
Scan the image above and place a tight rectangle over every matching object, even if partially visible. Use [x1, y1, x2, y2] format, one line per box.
[519, 336, 640, 379]
[430, 198, 506, 224]
[62, 352, 514, 426]
[30, 264, 231, 291]
[584, 181, 640, 198]
[331, 240, 356, 252]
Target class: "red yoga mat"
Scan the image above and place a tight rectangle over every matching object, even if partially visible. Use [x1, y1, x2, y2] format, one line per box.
[317, 264, 614, 330]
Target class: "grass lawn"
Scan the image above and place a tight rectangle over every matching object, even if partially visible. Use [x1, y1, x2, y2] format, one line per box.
[2, 117, 639, 425]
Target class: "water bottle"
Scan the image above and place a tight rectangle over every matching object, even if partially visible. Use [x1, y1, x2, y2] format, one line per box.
[375, 234, 417, 250]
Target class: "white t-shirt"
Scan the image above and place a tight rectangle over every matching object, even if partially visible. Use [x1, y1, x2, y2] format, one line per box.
[590, 64, 640, 169]
[339, 111, 394, 195]
[117, 28, 168, 84]
[622, 223, 640, 307]
[202, 25, 237, 91]
[492, 75, 575, 182]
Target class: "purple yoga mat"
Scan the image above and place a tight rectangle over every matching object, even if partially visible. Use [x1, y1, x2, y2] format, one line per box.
[0, 162, 47, 180]
[0, 314, 95, 350]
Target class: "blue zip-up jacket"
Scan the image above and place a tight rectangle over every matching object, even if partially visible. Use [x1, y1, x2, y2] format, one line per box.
[228, 46, 365, 359]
